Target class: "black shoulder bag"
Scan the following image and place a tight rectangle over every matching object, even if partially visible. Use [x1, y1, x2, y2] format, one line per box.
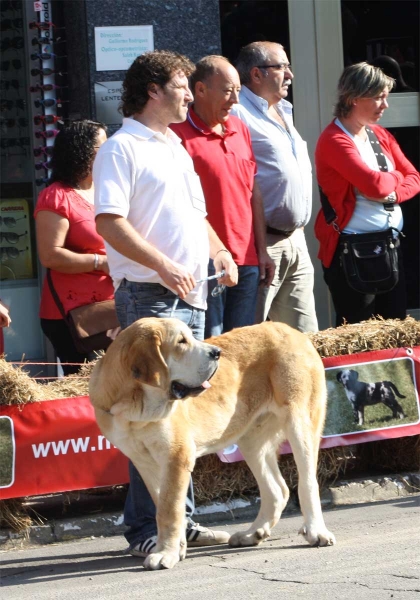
[319, 127, 400, 295]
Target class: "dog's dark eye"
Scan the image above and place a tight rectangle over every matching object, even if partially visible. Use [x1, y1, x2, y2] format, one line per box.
[178, 337, 187, 345]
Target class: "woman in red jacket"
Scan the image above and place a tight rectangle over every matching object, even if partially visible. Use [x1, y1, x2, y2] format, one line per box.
[315, 62, 420, 326]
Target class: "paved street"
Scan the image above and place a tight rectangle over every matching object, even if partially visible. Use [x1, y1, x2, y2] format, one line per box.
[1, 496, 419, 600]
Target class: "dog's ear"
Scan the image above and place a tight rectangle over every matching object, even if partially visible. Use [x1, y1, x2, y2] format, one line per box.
[122, 328, 168, 388]
[350, 370, 358, 380]
[336, 371, 342, 382]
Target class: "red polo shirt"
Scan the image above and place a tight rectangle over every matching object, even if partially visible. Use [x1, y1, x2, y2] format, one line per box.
[171, 107, 258, 266]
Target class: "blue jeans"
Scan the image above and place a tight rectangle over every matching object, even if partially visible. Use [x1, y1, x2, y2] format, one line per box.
[205, 260, 259, 338]
[115, 279, 205, 546]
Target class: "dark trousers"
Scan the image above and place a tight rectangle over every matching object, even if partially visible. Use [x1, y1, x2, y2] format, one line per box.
[40, 318, 97, 375]
[322, 243, 407, 327]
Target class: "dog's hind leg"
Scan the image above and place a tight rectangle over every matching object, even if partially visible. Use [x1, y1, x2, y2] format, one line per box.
[285, 410, 336, 547]
[229, 429, 289, 548]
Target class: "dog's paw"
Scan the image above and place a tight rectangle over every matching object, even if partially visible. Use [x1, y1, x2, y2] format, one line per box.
[143, 547, 185, 570]
[229, 527, 269, 547]
[299, 525, 336, 547]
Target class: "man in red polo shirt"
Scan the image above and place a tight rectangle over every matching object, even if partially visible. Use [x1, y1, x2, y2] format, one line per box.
[171, 55, 274, 337]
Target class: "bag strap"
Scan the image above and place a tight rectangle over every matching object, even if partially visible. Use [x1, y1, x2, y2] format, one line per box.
[365, 127, 394, 212]
[319, 126, 395, 227]
[46, 269, 67, 319]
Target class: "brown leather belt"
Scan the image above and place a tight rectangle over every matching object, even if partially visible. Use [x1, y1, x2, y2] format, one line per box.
[266, 225, 294, 237]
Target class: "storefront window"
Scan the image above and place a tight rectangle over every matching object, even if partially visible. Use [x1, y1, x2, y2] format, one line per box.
[1, 1, 37, 283]
[341, 0, 419, 91]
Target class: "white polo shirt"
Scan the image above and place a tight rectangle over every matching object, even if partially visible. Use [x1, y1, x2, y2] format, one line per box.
[93, 118, 209, 309]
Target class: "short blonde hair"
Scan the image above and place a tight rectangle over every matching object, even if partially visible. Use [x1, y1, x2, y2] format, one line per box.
[334, 62, 395, 118]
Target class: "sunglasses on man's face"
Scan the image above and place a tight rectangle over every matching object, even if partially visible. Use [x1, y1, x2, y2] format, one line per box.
[0, 230, 27, 244]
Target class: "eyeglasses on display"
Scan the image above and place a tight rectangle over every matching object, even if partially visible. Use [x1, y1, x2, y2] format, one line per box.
[256, 63, 292, 71]
[0, 117, 28, 128]
[0, 17, 23, 31]
[33, 114, 62, 125]
[29, 21, 64, 30]
[31, 36, 64, 46]
[0, 58, 22, 71]
[0, 215, 26, 227]
[0, 230, 27, 244]
[0, 1, 21, 10]
[1, 36, 24, 51]
[1, 98, 26, 110]
[0, 79, 20, 90]
[30, 67, 67, 77]
[33, 145, 54, 157]
[34, 98, 67, 108]
[0, 137, 29, 148]
[35, 128, 59, 139]
[1, 246, 28, 261]
[34, 160, 52, 170]
[30, 83, 67, 92]
[35, 177, 50, 186]
[31, 52, 67, 61]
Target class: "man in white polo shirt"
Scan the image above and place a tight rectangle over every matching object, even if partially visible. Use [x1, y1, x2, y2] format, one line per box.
[93, 50, 237, 560]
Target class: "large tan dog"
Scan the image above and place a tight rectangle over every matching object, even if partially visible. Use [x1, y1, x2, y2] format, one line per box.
[89, 318, 335, 570]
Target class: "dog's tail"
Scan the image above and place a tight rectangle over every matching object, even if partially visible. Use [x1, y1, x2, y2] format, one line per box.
[385, 381, 406, 398]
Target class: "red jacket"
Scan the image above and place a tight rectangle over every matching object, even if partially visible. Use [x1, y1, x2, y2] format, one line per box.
[314, 121, 420, 267]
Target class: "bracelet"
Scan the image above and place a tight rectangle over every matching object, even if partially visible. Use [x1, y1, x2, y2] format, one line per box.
[215, 249, 231, 257]
[93, 253, 99, 270]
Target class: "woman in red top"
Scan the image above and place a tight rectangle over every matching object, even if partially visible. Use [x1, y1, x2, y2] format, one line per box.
[315, 62, 420, 326]
[34, 120, 114, 374]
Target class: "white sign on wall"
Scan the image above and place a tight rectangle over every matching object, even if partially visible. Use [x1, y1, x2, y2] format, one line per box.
[94, 26, 154, 72]
[94, 81, 123, 125]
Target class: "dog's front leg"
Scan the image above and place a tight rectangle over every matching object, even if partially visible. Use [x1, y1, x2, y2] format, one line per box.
[143, 456, 192, 570]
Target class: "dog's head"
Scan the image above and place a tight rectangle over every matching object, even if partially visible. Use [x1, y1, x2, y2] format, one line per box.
[90, 318, 220, 421]
[336, 369, 358, 386]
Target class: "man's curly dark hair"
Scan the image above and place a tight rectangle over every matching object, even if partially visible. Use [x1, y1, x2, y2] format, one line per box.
[49, 120, 107, 188]
[120, 50, 195, 117]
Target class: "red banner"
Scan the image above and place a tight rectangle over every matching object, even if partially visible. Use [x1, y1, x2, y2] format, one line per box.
[218, 347, 420, 462]
[0, 397, 128, 500]
[0, 347, 419, 498]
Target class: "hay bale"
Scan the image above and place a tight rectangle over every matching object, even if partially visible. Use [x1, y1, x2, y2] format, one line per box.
[0, 360, 40, 406]
[308, 317, 420, 357]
